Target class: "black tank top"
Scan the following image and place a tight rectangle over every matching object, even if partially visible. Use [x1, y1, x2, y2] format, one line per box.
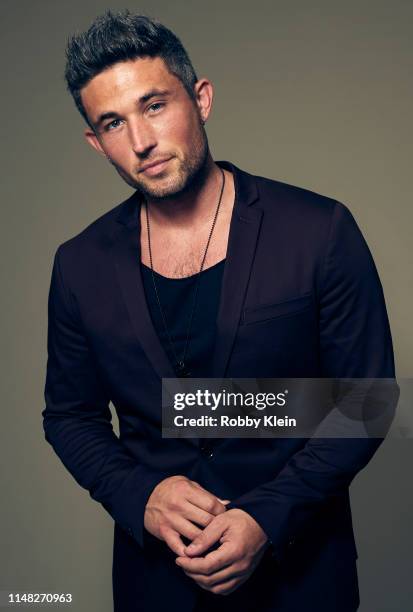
[141, 259, 226, 377]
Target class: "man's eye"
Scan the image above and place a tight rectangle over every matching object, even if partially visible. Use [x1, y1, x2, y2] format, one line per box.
[105, 119, 122, 131]
[148, 102, 164, 113]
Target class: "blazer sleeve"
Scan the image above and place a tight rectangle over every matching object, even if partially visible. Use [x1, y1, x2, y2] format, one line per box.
[226, 200, 397, 562]
[42, 246, 166, 548]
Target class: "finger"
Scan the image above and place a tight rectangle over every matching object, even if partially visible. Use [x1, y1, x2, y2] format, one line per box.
[170, 515, 203, 541]
[182, 562, 242, 587]
[181, 501, 216, 528]
[183, 568, 245, 596]
[209, 576, 247, 596]
[184, 517, 226, 556]
[162, 528, 187, 557]
[190, 482, 230, 511]
[177, 542, 234, 575]
[186, 485, 226, 516]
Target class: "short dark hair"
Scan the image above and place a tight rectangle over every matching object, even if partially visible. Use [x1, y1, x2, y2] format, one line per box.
[65, 10, 198, 126]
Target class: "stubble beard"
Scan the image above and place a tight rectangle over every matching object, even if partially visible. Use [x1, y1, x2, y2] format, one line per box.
[113, 125, 210, 202]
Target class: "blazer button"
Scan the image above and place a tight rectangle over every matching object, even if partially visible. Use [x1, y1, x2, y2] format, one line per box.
[127, 527, 133, 537]
[201, 446, 214, 460]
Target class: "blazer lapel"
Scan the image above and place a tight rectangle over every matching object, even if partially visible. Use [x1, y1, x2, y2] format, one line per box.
[111, 193, 177, 380]
[211, 162, 263, 378]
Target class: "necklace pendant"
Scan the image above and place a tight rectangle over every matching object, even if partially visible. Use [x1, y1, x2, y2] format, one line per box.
[175, 360, 191, 377]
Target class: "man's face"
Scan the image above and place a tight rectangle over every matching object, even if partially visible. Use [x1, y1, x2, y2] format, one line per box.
[81, 56, 212, 199]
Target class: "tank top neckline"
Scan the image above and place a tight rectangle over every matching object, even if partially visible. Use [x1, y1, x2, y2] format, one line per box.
[140, 258, 226, 282]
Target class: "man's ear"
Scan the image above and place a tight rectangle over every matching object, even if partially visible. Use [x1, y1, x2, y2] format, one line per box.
[194, 78, 214, 124]
[84, 127, 106, 157]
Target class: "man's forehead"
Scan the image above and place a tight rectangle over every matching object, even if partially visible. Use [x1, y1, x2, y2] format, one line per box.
[81, 56, 180, 117]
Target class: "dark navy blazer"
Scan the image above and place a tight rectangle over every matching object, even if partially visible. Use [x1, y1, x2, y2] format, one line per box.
[42, 161, 395, 612]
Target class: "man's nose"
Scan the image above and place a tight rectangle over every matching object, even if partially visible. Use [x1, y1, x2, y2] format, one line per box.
[128, 119, 157, 156]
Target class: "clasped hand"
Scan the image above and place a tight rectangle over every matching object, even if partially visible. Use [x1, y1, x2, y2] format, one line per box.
[144, 475, 269, 596]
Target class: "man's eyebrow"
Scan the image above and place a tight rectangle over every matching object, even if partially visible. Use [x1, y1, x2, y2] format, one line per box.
[95, 111, 118, 127]
[95, 89, 171, 127]
[139, 88, 170, 104]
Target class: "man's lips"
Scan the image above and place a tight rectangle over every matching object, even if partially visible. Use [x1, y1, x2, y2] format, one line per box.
[139, 157, 173, 175]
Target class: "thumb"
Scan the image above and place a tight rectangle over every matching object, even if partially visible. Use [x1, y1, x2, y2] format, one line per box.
[185, 517, 226, 556]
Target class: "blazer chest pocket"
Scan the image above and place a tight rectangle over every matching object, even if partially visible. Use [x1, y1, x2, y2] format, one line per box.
[241, 293, 313, 325]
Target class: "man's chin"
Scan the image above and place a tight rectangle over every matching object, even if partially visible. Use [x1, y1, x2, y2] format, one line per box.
[132, 164, 200, 200]
[134, 176, 186, 200]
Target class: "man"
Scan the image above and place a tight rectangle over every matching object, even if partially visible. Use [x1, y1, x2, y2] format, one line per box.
[42, 10, 395, 612]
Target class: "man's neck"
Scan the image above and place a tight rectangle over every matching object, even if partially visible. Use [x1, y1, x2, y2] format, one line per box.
[144, 156, 227, 230]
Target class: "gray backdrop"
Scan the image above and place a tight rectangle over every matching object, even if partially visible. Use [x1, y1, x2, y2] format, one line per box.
[1, 0, 412, 610]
